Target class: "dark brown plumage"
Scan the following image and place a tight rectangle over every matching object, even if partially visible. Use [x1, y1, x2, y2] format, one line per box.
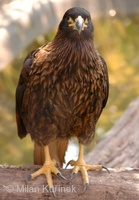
[15, 7, 109, 194]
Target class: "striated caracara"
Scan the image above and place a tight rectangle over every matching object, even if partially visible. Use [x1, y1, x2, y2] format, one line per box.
[16, 7, 109, 195]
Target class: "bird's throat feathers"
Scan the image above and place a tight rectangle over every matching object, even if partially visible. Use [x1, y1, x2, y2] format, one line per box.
[50, 32, 95, 68]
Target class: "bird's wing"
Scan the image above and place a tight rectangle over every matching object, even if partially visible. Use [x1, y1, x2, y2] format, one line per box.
[99, 54, 109, 109]
[16, 46, 69, 166]
[15, 50, 36, 139]
[89, 53, 109, 128]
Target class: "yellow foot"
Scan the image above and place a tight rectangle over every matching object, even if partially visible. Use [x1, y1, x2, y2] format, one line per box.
[27, 160, 66, 197]
[66, 159, 109, 194]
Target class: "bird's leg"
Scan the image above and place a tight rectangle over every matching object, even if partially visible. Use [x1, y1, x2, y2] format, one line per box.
[28, 145, 66, 197]
[66, 143, 109, 194]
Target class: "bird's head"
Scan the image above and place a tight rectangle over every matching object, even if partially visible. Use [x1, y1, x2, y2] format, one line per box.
[57, 7, 94, 40]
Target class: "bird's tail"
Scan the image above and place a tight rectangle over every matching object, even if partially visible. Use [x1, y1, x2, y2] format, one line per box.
[34, 139, 68, 167]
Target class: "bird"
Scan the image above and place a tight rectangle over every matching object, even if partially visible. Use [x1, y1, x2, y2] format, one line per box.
[15, 7, 109, 196]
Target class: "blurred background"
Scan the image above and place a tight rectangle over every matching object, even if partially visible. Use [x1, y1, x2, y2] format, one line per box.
[0, 0, 139, 165]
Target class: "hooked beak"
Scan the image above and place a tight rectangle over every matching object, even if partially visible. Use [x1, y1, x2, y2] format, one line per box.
[74, 16, 84, 34]
[68, 15, 88, 34]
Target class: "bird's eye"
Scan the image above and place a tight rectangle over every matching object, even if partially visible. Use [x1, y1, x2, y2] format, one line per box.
[67, 17, 75, 27]
[67, 16, 74, 23]
[84, 18, 89, 24]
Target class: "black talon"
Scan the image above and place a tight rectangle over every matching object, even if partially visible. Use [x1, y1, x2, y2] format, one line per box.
[56, 162, 61, 170]
[27, 174, 32, 181]
[79, 183, 89, 195]
[25, 174, 32, 184]
[65, 159, 75, 169]
[65, 161, 71, 169]
[57, 172, 67, 180]
[49, 187, 57, 198]
[83, 183, 89, 193]
[68, 172, 76, 183]
[102, 166, 110, 173]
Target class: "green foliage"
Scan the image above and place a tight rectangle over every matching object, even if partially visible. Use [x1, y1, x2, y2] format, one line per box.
[86, 15, 139, 152]
[95, 15, 139, 136]
[0, 15, 139, 164]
